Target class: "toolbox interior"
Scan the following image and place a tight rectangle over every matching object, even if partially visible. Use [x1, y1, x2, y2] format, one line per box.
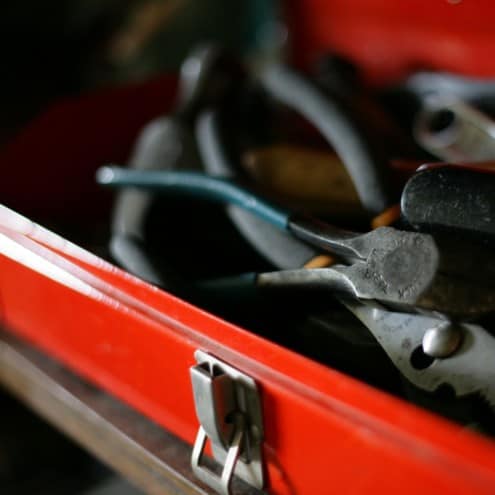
[3, 144, 494, 436]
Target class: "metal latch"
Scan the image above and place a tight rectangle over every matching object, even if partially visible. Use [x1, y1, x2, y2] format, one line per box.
[190, 350, 264, 495]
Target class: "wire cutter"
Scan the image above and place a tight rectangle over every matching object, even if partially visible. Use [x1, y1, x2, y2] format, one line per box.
[341, 298, 495, 408]
[97, 167, 495, 318]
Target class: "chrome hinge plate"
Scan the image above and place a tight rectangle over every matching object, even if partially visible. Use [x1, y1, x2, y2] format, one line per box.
[190, 350, 264, 494]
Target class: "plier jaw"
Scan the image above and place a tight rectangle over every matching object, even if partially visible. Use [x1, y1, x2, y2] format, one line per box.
[343, 299, 495, 409]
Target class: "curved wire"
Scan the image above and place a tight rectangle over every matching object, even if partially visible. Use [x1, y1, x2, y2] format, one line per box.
[97, 166, 289, 230]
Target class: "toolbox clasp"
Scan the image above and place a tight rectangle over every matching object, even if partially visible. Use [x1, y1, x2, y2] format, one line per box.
[190, 350, 264, 494]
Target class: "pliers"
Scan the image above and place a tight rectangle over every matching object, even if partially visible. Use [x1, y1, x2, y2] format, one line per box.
[342, 299, 495, 408]
[97, 166, 495, 319]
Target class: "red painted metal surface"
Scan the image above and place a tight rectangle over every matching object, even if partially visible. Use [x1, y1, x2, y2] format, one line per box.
[289, 0, 495, 85]
[1, 205, 495, 494]
[0, 75, 177, 224]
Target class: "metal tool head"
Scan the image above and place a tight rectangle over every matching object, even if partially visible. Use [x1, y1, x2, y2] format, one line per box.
[178, 44, 245, 120]
[336, 228, 440, 309]
[343, 300, 495, 408]
[262, 222, 495, 317]
[414, 96, 495, 162]
[259, 227, 446, 312]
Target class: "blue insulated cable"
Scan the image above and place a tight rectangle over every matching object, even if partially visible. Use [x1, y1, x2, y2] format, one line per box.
[97, 166, 289, 231]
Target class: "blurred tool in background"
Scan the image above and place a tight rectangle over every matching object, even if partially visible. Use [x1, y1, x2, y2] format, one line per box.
[0, 0, 283, 144]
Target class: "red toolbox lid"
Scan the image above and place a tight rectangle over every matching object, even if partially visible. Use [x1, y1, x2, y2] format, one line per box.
[289, 0, 495, 84]
[1, 202, 495, 494]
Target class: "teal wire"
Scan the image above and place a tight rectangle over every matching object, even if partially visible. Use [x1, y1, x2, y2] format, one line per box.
[194, 272, 258, 300]
[97, 166, 289, 230]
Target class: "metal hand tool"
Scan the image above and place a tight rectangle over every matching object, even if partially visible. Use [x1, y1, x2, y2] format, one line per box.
[196, 109, 320, 269]
[110, 44, 242, 287]
[258, 64, 394, 214]
[405, 71, 495, 109]
[193, 49, 327, 270]
[197, 56, 405, 267]
[111, 117, 199, 288]
[97, 167, 495, 318]
[254, 222, 495, 317]
[341, 299, 495, 407]
[414, 96, 495, 162]
[402, 163, 495, 243]
[388, 71, 495, 162]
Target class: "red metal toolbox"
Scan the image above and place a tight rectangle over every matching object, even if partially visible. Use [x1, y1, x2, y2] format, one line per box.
[2, 203, 495, 495]
[2, 1, 495, 493]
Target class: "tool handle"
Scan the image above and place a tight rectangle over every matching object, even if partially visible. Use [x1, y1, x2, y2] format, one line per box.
[402, 164, 495, 242]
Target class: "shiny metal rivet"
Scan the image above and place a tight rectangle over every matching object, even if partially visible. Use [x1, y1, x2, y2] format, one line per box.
[422, 322, 462, 358]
